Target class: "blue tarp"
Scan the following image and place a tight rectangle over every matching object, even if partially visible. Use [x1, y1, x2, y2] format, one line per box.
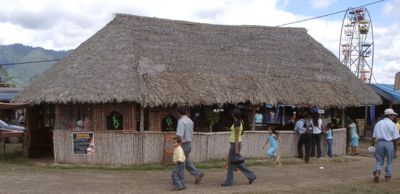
[370, 84, 400, 104]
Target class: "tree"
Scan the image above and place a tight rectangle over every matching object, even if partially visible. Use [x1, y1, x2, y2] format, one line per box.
[0, 65, 14, 87]
[205, 108, 220, 132]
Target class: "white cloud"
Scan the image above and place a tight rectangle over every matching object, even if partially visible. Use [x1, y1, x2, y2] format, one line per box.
[0, 0, 297, 49]
[373, 61, 400, 84]
[373, 24, 400, 84]
[309, 0, 337, 9]
[383, 0, 400, 17]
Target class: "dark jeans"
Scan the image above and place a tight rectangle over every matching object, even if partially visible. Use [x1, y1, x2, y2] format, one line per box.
[304, 134, 312, 162]
[181, 142, 201, 177]
[297, 134, 306, 157]
[223, 142, 256, 186]
[311, 133, 322, 158]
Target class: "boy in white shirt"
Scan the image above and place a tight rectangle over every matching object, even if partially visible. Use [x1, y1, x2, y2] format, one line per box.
[171, 136, 186, 191]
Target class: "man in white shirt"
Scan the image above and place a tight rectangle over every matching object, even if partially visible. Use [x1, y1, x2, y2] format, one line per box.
[372, 108, 400, 183]
[176, 106, 204, 184]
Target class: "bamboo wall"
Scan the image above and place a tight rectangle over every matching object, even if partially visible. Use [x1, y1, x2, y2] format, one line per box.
[55, 103, 137, 131]
[53, 128, 346, 165]
[148, 108, 176, 131]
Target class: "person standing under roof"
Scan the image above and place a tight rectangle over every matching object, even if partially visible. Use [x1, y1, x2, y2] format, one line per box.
[348, 119, 360, 156]
[255, 112, 263, 124]
[294, 113, 306, 159]
[311, 113, 322, 158]
[372, 108, 400, 183]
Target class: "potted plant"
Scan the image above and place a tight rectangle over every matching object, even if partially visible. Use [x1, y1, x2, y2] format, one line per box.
[205, 108, 220, 132]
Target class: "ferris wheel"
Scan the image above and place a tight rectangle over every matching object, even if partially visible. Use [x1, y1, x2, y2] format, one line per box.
[339, 7, 374, 84]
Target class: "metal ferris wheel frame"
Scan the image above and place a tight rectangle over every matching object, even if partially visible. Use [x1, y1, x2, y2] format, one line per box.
[339, 7, 374, 84]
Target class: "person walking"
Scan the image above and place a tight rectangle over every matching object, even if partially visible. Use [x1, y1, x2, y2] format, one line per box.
[221, 108, 256, 187]
[175, 106, 204, 184]
[171, 136, 186, 191]
[372, 108, 400, 183]
[263, 126, 282, 166]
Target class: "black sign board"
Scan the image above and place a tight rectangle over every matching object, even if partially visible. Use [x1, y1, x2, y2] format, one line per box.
[72, 132, 95, 155]
[106, 111, 123, 130]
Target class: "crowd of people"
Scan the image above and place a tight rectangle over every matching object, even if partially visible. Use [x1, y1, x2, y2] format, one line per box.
[294, 111, 340, 162]
[170, 106, 400, 191]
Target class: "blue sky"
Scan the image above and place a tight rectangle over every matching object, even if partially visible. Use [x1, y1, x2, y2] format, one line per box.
[0, 0, 398, 84]
[284, 0, 392, 26]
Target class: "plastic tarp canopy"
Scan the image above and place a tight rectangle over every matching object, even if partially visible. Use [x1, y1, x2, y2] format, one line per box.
[370, 84, 400, 104]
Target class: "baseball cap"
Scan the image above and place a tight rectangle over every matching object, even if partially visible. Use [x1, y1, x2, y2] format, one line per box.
[384, 108, 398, 116]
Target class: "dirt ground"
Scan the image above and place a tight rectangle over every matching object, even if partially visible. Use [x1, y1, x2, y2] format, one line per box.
[1, 143, 400, 194]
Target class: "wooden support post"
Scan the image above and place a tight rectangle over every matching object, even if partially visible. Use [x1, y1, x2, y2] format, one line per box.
[364, 106, 368, 137]
[341, 106, 345, 128]
[140, 106, 144, 132]
[251, 106, 256, 131]
[282, 106, 285, 126]
[0, 136, 3, 154]
[342, 106, 348, 154]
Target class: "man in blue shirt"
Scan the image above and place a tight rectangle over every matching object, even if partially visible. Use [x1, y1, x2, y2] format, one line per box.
[294, 113, 312, 162]
[176, 106, 205, 184]
[372, 108, 400, 183]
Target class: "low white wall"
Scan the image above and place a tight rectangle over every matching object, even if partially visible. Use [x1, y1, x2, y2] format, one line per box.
[53, 129, 346, 165]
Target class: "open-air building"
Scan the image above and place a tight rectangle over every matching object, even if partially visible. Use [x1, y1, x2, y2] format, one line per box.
[13, 14, 381, 165]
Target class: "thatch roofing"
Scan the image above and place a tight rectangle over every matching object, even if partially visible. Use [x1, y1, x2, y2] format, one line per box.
[14, 14, 381, 107]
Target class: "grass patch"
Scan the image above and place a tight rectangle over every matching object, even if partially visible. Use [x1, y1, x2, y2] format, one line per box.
[42, 155, 360, 172]
[0, 145, 363, 173]
[0, 144, 32, 165]
[0, 151, 32, 165]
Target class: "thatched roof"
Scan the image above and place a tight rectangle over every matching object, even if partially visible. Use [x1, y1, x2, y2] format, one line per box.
[14, 14, 381, 107]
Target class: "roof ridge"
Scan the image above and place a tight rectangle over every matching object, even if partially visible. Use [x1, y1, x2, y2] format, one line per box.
[114, 13, 306, 32]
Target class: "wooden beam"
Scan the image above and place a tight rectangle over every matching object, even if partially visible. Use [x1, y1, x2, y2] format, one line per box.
[140, 106, 144, 132]
[251, 106, 256, 131]
[341, 106, 345, 128]
[364, 106, 368, 137]
[282, 106, 285, 126]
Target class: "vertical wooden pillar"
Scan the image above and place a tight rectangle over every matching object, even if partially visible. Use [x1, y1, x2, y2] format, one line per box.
[364, 106, 368, 137]
[251, 106, 256, 131]
[282, 106, 285, 126]
[140, 106, 144, 132]
[341, 106, 345, 128]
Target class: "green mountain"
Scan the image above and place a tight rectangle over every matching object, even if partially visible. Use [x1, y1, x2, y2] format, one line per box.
[0, 44, 71, 86]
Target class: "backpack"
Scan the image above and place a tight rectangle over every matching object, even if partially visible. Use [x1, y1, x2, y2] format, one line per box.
[303, 121, 313, 134]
